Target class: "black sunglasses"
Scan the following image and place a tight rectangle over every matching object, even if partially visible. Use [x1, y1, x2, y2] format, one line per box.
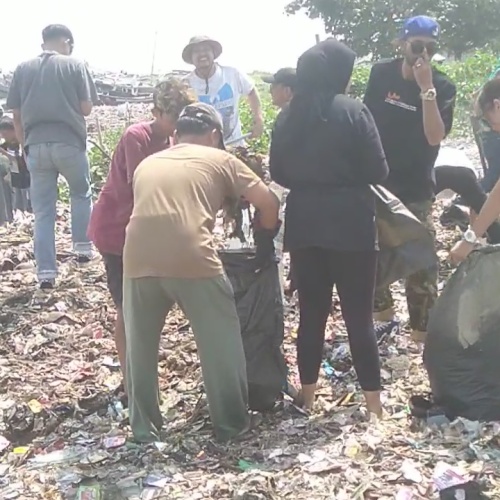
[410, 40, 438, 57]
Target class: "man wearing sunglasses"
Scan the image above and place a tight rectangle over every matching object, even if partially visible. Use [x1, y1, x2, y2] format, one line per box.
[6, 24, 98, 289]
[364, 16, 456, 343]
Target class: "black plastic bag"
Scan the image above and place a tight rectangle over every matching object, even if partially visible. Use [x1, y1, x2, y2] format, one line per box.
[439, 481, 487, 500]
[424, 246, 500, 421]
[373, 185, 437, 288]
[220, 249, 287, 411]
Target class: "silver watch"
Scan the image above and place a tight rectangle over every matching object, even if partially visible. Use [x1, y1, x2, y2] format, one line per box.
[463, 228, 478, 244]
[420, 88, 437, 101]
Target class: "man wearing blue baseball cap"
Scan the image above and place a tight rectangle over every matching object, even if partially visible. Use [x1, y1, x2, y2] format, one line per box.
[364, 15, 456, 343]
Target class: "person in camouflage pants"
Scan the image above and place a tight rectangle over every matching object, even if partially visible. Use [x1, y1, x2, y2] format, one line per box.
[363, 15, 456, 341]
[373, 200, 438, 340]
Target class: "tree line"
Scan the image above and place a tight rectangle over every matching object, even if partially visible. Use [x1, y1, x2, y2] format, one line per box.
[286, 0, 500, 60]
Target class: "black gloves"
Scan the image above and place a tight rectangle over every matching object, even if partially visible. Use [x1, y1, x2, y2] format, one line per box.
[254, 228, 277, 270]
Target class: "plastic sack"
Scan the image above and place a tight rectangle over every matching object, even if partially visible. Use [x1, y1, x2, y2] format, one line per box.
[220, 249, 287, 411]
[373, 185, 437, 288]
[424, 246, 500, 421]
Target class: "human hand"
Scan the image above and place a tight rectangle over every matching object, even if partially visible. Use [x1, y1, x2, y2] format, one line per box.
[250, 116, 264, 139]
[449, 240, 474, 265]
[413, 54, 434, 91]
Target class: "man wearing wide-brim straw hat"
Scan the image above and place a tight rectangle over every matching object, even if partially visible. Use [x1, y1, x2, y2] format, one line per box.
[183, 35, 264, 146]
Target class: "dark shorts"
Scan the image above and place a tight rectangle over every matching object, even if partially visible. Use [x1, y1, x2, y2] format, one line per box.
[102, 253, 123, 308]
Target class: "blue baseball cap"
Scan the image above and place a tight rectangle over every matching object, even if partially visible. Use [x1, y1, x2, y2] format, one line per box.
[398, 15, 440, 40]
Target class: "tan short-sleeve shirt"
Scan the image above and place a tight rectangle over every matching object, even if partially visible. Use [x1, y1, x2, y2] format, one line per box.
[123, 143, 262, 278]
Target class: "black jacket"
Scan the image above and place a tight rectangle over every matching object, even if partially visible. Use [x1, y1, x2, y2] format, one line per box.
[269, 39, 389, 252]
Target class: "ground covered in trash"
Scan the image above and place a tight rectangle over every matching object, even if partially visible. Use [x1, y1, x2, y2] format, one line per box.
[1, 208, 500, 499]
[0, 97, 498, 499]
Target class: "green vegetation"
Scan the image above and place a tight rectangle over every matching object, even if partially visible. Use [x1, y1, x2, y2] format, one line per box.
[349, 50, 498, 137]
[87, 129, 123, 192]
[286, 0, 500, 60]
[243, 50, 500, 147]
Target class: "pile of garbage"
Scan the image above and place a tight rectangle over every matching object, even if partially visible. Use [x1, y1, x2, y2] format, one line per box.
[0, 68, 191, 108]
[1, 102, 499, 497]
[93, 70, 190, 106]
[0, 201, 499, 498]
[0, 72, 12, 105]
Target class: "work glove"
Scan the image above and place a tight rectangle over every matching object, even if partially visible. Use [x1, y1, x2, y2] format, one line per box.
[253, 229, 277, 270]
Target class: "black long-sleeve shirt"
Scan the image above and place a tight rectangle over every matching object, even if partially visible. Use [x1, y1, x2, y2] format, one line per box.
[269, 94, 389, 252]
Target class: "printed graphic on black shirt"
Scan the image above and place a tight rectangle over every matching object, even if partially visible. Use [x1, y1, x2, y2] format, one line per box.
[364, 58, 456, 203]
[384, 91, 417, 112]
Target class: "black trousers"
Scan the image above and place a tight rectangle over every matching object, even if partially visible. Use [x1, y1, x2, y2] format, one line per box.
[435, 165, 487, 213]
[435, 165, 500, 243]
[290, 247, 381, 392]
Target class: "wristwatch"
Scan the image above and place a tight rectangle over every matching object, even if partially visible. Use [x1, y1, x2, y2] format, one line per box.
[463, 227, 479, 244]
[420, 88, 437, 101]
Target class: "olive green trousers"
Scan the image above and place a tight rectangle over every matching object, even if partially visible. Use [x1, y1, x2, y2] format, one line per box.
[123, 274, 249, 443]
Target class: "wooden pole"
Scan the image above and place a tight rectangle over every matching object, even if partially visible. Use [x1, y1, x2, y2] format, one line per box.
[150, 31, 158, 82]
[315, 34, 320, 44]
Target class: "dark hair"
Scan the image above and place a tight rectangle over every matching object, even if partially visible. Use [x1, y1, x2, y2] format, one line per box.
[42, 24, 74, 44]
[479, 79, 500, 114]
[153, 78, 195, 118]
[175, 116, 212, 137]
[0, 116, 14, 130]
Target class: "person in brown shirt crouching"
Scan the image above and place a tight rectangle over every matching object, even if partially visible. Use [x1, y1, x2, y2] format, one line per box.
[123, 102, 280, 443]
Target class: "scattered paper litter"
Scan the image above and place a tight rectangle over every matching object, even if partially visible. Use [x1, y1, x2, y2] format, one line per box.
[0, 106, 496, 497]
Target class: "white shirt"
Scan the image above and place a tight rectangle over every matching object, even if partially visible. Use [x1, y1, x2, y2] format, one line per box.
[187, 64, 254, 145]
[435, 147, 477, 177]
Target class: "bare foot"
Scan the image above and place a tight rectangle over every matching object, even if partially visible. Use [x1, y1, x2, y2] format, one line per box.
[294, 384, 316, 411]
[363, 390, 383, 417]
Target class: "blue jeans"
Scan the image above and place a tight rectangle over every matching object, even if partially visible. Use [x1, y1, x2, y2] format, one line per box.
[480, 130, 500, 193]
[26, 143, 92, 281]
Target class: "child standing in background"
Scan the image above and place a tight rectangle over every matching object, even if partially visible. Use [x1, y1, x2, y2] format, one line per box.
[0, 116, 31, 218]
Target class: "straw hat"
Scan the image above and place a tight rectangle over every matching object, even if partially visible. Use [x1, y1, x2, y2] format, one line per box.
[182, 35, 222, 64]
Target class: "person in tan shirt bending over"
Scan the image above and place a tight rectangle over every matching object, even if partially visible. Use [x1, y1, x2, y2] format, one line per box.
[123, 102, 280, 443]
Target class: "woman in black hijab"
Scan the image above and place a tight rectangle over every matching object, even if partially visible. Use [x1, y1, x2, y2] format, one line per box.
[270, 39, 389, 415]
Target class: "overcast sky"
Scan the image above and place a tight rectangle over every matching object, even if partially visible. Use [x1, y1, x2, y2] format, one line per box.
[0, 0, 327, 74]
